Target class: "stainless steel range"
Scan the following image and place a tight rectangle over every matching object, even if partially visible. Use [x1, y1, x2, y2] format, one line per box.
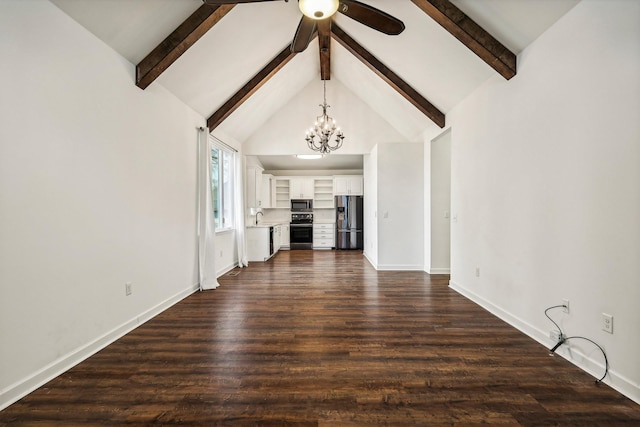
[290, 213, 313, 250]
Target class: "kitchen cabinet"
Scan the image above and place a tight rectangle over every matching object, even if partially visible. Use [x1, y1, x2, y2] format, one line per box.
[313, 223, 335, 249]
[273, 224, 281, 252]
[274, 178, 290, 208]
[246, 226, 274, 262]
[261, 174, 274, 208]
[280, 224, 290, 249]
[289, 178, 314, 199]
[246, 166, 264, 208]
[333, 175, 363, 196]
[314, 178, 334, 208]
[246, 223, 289, 261]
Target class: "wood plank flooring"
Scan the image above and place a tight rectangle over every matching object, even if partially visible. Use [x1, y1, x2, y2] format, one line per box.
[1, 250, 639, 425]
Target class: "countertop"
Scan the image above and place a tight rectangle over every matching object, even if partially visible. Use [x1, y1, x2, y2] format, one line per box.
[247, 221, 335, 228]
[246, 222, 288, 228]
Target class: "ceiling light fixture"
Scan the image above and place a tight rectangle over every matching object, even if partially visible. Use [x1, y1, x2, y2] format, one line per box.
[296, 154, 324, 160]
[305, 80, 345, 154]
[298, 0, 340, 19]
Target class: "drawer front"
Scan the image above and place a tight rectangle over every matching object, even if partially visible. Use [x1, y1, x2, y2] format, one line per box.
[313, 238, 334, 248]
[313, 223, 334, 231]
[313, 233, 335, 241]
[313, 229, 334, 237]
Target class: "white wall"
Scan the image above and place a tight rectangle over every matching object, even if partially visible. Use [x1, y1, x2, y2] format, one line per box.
[448, 0, 640, 403]
[430, 130, 451, 273]
[376, 143, 424, 270]
[242, 78, 409, 156]
[0, 0, 204, 409]
[215, 231, 238, 276]
[363, 146, 378, 267]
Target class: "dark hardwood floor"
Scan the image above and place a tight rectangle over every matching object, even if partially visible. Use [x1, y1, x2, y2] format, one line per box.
[1, 250, 638, 425]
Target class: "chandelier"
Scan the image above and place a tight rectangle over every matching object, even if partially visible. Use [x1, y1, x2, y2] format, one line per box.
[305, 81, 345, 154]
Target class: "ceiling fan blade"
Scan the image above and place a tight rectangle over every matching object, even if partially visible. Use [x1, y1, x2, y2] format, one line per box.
[337, 0, 405, 35]
[202, 0, 282, 4]
[291, 16, 317, 53]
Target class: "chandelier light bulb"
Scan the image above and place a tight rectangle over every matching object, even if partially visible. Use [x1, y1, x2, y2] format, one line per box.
[298, 0, 340, 19]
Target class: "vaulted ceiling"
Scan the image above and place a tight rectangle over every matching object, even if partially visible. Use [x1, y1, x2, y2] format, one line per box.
[51, 0, 579, 164]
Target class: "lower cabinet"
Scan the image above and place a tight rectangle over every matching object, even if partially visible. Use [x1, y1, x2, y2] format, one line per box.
[274, 225, 281, 252]
[313, 223, 335, 249]
[246, 227, 273, 262]
[246, 224, 289, 261]
[281, 224, 290, 249]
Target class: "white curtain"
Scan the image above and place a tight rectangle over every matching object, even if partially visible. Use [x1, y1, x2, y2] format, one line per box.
[234, 152, 248, 267]
[197, 127, 220, 291]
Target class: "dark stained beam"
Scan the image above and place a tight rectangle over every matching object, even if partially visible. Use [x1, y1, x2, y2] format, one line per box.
[331, 24, 445, 128]
[411, 0, 516, 80]
[318, 18, 331, 80]
[207, 45, 297, 132]
[136, 4, 235, 89]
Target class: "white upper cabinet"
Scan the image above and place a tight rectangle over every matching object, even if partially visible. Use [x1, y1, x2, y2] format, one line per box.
[261, 174, 274, 209]
[333, 175, 363, 196]
[246, 165, 264, 208]
[289, 178, 314, 199]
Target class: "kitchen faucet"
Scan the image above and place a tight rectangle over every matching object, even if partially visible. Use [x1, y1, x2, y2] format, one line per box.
[255, 211, 263, 225]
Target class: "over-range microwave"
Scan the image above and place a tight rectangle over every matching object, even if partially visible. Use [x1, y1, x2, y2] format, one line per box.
[291, 199, 313, 212]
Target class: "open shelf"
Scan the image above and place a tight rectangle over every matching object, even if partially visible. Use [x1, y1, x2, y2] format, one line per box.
[275, 178, 290, 209]
[314, 178, 334, 209]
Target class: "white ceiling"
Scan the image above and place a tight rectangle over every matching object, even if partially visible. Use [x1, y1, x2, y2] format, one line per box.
[51, 0, 580, 170]
[259, 154, 364, 171]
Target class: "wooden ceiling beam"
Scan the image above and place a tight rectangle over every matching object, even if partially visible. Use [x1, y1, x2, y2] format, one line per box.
[331, 24, 445, 128]
[207, 45, 297, 132]
[411, 0, 516, 80]
[136, 4, 234, 89]
[318, 19, 332, 80]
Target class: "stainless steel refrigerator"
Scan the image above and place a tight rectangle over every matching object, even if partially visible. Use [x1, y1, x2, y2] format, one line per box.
[335, 195, 363, 249]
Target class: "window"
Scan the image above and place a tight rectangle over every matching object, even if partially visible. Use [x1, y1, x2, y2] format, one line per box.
[211, 141, 235, 231]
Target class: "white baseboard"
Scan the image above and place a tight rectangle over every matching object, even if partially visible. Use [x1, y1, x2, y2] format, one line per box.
[363, 251, 377, 269]
[217, 261, 238, 277]
[449, 280, 640, 405]
[428, 267, 451, 274]
[0, 283, 200, 411]
[377, 264, 424, 271]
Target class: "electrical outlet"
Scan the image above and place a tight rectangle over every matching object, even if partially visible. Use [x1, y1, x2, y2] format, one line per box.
[550, 330, 563, 342]
[125, 282, 132, 296]
[562, 299, 570, 314]
[602, 313, 613, 334]
[475, 267, 480, 278]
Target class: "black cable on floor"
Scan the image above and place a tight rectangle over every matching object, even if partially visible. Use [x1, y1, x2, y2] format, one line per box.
[544, 305, 609, 384]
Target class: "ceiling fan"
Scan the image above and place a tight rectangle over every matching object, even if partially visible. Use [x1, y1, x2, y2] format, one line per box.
[203, 0, 405, 52]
